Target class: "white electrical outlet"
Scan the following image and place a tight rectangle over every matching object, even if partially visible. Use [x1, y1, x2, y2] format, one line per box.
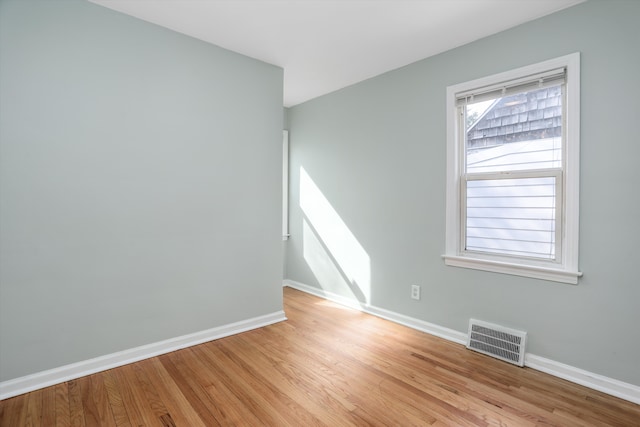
[411, 285, 420, 300]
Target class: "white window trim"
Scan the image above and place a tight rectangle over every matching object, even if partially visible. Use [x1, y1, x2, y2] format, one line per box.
[282, 130, 290, 241]
[443, 53, 582, 284]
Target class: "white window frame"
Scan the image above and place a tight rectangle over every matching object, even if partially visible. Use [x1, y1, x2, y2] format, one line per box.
[282, 130, 290, 240]
[443, 53, 582, 284]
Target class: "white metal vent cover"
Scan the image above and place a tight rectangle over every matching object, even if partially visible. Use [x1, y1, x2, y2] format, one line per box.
[467, 319, 527, 367]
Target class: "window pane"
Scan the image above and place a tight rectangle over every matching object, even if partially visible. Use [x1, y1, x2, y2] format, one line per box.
[466, 177, 556, 260]
[466, 85, 562, 173]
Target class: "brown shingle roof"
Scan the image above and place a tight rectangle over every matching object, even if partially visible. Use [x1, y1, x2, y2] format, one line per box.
[467, 86, 562, 151]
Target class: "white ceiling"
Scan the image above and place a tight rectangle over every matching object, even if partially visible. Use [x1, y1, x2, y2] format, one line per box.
[89, 0, 585, 107]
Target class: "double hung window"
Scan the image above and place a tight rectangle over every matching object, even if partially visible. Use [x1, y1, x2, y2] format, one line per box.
[444, 53, 581, 284]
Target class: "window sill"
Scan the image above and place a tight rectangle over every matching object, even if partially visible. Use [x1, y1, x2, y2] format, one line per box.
[442, 255, 582, 284]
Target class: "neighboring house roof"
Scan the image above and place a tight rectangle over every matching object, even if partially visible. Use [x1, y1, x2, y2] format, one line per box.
[467, 86, 562, 151]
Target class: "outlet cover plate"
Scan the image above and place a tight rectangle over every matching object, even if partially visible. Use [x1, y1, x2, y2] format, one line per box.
[411, 285, 420, 300]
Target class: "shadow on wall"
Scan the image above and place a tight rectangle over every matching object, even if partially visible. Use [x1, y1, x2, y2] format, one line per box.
[299, 167, 370, 305]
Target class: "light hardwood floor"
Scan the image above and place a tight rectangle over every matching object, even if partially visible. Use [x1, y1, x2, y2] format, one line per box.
[1, 287, 639, 426]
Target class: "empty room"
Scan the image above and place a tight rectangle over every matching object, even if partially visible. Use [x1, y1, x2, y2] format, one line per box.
[1, 0, 639, 425]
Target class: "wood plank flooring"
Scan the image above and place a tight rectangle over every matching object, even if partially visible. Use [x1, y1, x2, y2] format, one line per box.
[1, 287, 639, 426]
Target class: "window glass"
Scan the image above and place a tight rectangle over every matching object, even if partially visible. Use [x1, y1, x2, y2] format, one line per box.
[465, 86, 563, 173]
[465, 176, 557, 259]
[462, 85, 563, 260]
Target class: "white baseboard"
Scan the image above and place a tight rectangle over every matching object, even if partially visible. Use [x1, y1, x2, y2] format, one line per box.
[284, 280, 640, 405]
[285, 279, 366, 310]
[0, 311, 287, 400]
[283, 280, 467, 345]
[525, 354, 640, 405]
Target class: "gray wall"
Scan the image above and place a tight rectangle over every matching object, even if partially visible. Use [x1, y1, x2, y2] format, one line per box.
[0, 0, 283, 381]
[285, 0, 640, 386]
[284, 107, 290, 130]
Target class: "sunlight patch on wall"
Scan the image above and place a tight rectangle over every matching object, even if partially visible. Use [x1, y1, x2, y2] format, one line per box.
[300, 167, 371, 303]
[302, 219, 354, 299]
